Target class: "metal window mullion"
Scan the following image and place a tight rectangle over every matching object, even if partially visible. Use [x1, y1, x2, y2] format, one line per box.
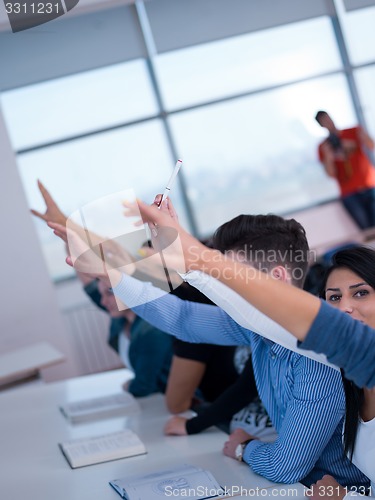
[330, 0, 375, 163]
[135, 0, 199, 236]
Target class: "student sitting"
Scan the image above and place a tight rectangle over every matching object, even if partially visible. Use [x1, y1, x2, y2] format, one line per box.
[308, 247, 375, 499]
[167, 282, 239, 413]
[125, 197, 375, 388]
[84, 278, 173, 397]
[165, 354, 276, 443]
[50, 209, 369, 489]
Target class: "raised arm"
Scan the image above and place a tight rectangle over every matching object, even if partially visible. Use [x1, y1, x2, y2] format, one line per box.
[127, 199, 375, 387]
[125, 198, 321, 341]
[31, 180, 106, 248]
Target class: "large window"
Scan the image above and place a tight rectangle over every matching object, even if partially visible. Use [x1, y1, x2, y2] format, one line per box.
[170, 75, 356, 235]
[155, 17, 341, 110]
[16, 119, 188, 280]
[1, 0, 374, 280]
[340, 5, 375, 65]
[1, 60, 158, 150]
[355, 67, 375, 140]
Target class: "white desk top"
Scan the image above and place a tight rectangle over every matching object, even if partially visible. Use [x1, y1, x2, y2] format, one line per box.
[0, 369, 305, 499]
[0, 341, 65, 385]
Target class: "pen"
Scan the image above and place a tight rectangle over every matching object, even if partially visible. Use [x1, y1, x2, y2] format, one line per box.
[157, 159, 182, 207]
[148, 159, 182, 292]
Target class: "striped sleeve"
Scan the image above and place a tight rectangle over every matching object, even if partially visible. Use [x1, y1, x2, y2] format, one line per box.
[243, 358, 345, 484]
[113, 273, 254, 346]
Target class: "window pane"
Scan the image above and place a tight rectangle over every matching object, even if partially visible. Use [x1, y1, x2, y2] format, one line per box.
[1, 60, 159, 151]
[155, 17, 341, 110]
[169, 75, 356, 236]
[340, 6, 375, 65]
[17, 120, 188, 280]
[355, 66, 375, 140]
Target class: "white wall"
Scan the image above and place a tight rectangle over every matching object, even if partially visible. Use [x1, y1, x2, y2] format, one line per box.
[0, 106, 78, 381]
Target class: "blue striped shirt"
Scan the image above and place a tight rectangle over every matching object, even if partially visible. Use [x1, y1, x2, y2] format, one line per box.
[114, 274, 369, 487]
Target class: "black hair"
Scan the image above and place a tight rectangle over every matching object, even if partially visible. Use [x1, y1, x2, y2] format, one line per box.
[212, 214, 309, 288]
[315, 110, 328, 125]
[319, 246, 375, 460]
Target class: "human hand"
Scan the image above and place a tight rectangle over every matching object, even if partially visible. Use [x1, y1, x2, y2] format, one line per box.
[306, 475, 347, 499]
[153, 194, 179, 221]
[47, 222, 129, 285]
[164, 416, 188, 436]
[48, 222, 108, 277]
[30, 180, 67, 226]
[321, 140, 335, 159]
[223, 428, 254, 459]
[123, 199, 208, 274]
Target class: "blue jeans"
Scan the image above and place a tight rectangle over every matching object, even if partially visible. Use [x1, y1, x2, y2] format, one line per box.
[342, 188, 375, 229]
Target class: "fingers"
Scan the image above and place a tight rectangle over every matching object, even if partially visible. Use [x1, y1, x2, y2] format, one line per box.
[152, 195, 179, 221]
[123, 199, 172, 232]
[163, 416, 188, 436]
[223, 441, 230, 456]
[138, 199, 174, 226]
[48, 222, 66, 232]
[30, 209, 46, 221]
[164, 197, 179, 220]
[37, 179, 55, 206]
[48, 221, 67, 242]
[123, 199, 177, 229]
[164, 420, 172, 435]
[153, 194, 163, 206]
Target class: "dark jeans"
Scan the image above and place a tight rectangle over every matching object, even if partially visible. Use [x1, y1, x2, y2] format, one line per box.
[342, 188, 375, 229]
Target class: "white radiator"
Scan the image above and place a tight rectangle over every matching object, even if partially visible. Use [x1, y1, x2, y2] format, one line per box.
[62, 303, 124, 376]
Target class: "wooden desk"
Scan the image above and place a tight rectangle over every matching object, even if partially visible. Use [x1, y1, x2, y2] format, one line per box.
[0, 369, 305, 499]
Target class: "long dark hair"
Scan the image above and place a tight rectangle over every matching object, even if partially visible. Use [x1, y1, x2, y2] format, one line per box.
[319, 246, 375, 460]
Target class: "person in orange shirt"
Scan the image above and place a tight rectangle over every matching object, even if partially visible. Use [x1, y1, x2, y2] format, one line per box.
[315, 110, 375, 229]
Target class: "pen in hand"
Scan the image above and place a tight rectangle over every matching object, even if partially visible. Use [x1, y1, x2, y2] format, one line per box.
[157, 159, 182, 208]
[149, 159, 182, 291]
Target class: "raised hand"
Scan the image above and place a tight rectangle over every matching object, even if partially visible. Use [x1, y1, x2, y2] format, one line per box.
[164, 416, 188, 436]
[153, 195, 179, 221]
[123, 198, 209, 274]
[30, 180, 67, 226]
[48, 222, 108, 277]
[47, 222, 132, 288]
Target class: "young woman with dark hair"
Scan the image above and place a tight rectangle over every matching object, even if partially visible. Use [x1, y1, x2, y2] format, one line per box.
[310, 247, 375, 499]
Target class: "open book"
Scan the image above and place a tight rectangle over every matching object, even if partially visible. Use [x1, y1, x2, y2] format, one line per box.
[59, 429, 146, 468]
[60, 392, 140, 423]
[110, 464, 223, 500]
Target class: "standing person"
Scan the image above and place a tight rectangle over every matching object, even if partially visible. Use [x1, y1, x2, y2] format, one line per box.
[315, 110, 375, 229]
